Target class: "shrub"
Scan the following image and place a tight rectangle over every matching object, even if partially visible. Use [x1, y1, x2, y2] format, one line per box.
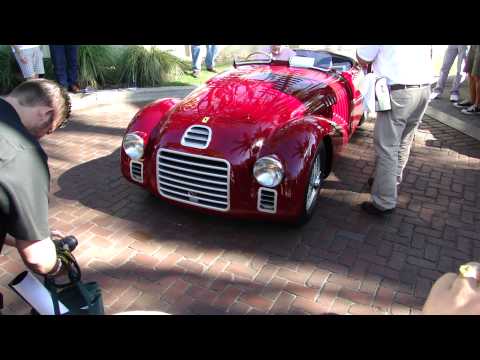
[118, 45, 189, 87]
[0, 45, 22, 94]
[77, 45, 118, 88]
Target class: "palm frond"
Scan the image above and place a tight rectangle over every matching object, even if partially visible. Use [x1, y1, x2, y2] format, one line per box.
[118, 46, 188, 87]
[77, 45, 116, 88]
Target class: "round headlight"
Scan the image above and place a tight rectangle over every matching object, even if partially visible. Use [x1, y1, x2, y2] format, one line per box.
[253, 156, 284, 187]
[123, 133, 144, 160]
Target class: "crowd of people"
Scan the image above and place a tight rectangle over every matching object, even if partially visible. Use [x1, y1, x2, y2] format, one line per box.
[430, 45, 480, 116]
[10, 45, 82, 94]
[1, 44, 479, 315]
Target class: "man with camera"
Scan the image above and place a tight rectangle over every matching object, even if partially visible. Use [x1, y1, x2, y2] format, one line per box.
[356, 45, 433, 216]
[0, 79, 71, 282]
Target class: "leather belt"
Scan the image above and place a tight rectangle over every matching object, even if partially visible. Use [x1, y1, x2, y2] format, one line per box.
[390, 83, 430, 91]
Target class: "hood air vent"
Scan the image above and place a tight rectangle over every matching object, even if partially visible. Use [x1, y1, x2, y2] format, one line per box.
[181, 125, 212, 149]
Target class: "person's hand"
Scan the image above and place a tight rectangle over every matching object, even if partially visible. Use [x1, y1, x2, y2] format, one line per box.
[50, 229, 65, 241]
[422, 262, 480, 315]
[19, 56, 28, 64]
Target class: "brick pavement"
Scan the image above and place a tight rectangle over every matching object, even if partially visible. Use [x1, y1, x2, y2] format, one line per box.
[1, 101, 480, 315]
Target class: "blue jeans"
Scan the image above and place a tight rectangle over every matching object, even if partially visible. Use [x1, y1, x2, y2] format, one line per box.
[191, 45, 218, 71]
[49, 45, 79, 87]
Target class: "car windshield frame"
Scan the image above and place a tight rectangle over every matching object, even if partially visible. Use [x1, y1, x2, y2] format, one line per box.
[233, 50, 355, 74]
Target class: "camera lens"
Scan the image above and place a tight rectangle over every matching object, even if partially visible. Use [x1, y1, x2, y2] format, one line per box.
[60, 235, 78, 252]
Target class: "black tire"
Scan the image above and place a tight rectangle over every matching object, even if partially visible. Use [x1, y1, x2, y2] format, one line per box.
[358, 111, 368, 127]
[294, 141, 327, 226]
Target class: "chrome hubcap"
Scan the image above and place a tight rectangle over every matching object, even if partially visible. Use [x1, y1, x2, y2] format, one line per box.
[306, 154, 322, 212]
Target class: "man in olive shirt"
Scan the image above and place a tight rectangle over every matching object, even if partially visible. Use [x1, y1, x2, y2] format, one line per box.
[0, 79, 71, 276]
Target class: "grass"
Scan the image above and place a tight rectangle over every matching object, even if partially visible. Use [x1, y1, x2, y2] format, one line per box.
[162, 63, 234, 86]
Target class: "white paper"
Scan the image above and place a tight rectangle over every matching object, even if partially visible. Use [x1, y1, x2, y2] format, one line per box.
[9, 271, 69, 315]
[359, 73, 377, 113]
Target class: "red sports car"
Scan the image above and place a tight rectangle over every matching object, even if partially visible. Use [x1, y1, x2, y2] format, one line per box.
[120, 49, 366, 224]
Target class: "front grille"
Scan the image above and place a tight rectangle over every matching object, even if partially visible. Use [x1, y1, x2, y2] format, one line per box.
[157, 148, 230, 211]
[130, 160, 143, 183]
[181, 125, 212, 149]
[258, 188, 277, 213]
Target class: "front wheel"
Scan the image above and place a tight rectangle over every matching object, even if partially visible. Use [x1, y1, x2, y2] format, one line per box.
[358, 111, 369, 127]
[294, 142, 327, 226]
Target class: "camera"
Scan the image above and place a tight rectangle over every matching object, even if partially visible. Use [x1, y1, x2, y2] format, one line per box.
[54, 235, 78, 252]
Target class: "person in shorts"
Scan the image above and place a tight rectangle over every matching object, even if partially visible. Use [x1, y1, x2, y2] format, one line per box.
[11, 45, 45, 79]
[454, 45, 480, 115]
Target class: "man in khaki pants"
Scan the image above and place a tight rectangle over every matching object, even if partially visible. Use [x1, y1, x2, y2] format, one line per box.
[356, 46, 433, 216]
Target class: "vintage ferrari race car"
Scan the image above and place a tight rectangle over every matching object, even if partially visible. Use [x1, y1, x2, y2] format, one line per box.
[120, 49, 366, 224]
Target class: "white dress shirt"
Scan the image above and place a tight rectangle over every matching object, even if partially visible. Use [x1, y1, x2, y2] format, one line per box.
[356, 45, 433, 85]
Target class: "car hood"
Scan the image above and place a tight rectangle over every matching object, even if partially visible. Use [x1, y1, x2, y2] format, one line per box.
[150, 66, 335, 160]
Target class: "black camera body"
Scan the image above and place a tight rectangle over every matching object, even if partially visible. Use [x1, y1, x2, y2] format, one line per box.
[54, 235, 78, 252]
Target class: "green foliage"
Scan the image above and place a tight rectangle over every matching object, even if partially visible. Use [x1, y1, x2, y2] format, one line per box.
[118, 46, 189, 87]
[0, 45, 22, 94]
[77, 45, 118, 88]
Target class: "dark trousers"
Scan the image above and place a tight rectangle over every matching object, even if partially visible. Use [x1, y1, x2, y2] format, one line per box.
[49, 45, 79, 88]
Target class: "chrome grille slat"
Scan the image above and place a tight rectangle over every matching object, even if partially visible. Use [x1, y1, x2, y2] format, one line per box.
[159, 163, 228, 179]
[181, 125, 212, 149]
[157, 148, 230, 211]
[158, 155, 227, 171]
[130, 160, 143, 183]
[159, 175, 227, 191]
[158, 187, 228, 205]
[159, 168, 228, 185]
[159, 180, 227, 197]
[258, 188, 277, 213]
[161, 190, 225, 208]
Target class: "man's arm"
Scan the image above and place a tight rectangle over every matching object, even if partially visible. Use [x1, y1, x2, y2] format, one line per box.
[5, 230, 65, 275]
[356, 45, 381, 69]
[15, 237, 57, 275]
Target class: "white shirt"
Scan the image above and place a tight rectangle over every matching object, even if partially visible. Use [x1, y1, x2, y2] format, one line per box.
[11, 45, 40, 53]
[260, 46, 296, 61]
[356, 45, 433, 85]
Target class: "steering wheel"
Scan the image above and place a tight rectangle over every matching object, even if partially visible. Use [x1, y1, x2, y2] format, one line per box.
[245, 51, 272, 61]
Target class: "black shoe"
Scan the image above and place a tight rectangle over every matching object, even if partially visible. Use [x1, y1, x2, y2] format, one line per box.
[191, 70, 200, 78]
[453, 100, 473, 108]
[361, 202, 394, 217]
[461, 105, 480, 115]
[207, 67, 218, 73]
[367, 177, 374, 189]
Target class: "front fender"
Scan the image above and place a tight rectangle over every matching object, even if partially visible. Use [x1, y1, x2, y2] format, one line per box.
[257, 116, 340, 216]
[121, 98, 179, 186]
[126, 98, 180, 137]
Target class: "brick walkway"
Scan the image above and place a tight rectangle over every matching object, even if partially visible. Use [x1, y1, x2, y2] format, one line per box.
[2, 102, 480, 315]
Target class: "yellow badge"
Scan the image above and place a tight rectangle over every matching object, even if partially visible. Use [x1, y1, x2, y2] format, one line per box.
[201, 116, 210, 124]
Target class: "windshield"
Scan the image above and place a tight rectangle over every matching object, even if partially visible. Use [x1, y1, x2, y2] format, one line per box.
[234, 49, 354, 72]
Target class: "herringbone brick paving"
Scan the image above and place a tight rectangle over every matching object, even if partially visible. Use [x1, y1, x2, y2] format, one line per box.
[2, 101, 480, 315]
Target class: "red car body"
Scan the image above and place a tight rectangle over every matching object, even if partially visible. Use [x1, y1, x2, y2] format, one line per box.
[120, 50, 365, 223]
